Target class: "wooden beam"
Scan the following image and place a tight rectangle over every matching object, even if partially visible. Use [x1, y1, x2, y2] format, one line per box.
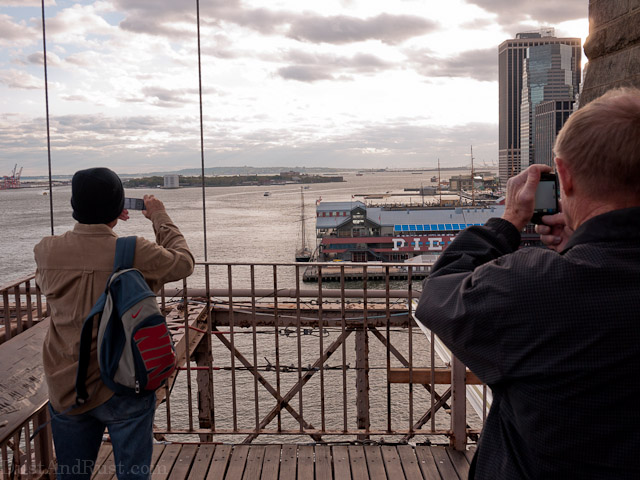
[388, 367, 482, 385]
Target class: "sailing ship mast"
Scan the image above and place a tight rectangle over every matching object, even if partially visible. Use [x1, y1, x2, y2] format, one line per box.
[438, 158, 442, 206]
[471, 145, 475, 206]
[300, 186, 306, 251]
[296, 186, 312, 262]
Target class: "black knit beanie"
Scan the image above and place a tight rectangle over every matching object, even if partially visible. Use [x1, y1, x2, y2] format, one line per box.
[71, 167, 124, 224]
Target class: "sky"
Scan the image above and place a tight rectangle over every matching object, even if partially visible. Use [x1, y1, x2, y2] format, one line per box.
[0, 0, 588, 176]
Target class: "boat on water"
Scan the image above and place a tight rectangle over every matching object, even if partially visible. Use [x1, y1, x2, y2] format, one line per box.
[263, 191, 271, 196]
[296, 186, 312, 262]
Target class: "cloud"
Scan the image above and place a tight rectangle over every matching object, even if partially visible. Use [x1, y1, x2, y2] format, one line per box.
[0, 113, 202, 174]
[221, 7, 296, 35]
[409, 47, 497, 82]
[287, 13, 438, 45]
[0, 69, 43, 89]
[466, 0, 587, 30]
[113, 1, 438, 47]
[25, 51, 64, 68]
[276, 49, 394, 82]
[1, 112, 497, 175]
[0, 13, 37, 47]
[1, 0, 55, 5]
[136, 86, 197, 108]
[114, 0, 231, 37]
[277, 66, 335, 83]
[44, 3, 115, 43]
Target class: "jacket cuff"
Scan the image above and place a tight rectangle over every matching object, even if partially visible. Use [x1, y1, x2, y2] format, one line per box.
[485, 217, 521, 251]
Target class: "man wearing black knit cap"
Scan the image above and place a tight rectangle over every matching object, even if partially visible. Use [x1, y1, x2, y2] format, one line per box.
[34, 167, 194, 480]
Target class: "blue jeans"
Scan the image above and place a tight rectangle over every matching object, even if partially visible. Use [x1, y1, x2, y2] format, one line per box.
[49, 393, 155, 480]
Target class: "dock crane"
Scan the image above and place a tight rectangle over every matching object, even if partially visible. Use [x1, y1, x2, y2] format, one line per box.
[1, 164, 22, 189]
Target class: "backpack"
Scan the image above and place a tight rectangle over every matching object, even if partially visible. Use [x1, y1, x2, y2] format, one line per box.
[75, 236, 177, 405]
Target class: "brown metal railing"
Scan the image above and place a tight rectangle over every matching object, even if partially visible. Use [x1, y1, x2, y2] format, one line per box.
[0, 263, 488, 480]
[0, 404, 55, 480]
[0, 276, 46, 344]
[154, 262, 488, 447]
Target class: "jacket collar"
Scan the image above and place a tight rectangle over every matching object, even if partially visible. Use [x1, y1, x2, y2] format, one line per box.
[72, 223, 117, 236]
[563, 206, 640, 252]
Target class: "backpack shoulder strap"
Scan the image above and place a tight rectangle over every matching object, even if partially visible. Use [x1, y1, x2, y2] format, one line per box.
[75, 293, 107, 405]
[114, 236, 137, 271]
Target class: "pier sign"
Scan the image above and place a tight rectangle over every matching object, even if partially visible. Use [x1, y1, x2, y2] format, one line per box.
[391, 236, 456, 252]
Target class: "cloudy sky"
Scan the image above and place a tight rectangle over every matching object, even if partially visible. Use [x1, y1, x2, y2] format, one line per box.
[1, 0, 588, 176]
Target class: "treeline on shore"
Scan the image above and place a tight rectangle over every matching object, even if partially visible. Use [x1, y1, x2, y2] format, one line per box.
[123, 174, 344, 188]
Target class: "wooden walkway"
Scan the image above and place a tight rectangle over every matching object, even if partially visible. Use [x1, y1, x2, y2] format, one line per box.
[92, 443, 474, 479]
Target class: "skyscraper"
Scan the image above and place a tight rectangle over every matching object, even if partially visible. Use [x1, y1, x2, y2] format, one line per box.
[534, 99, 574, 167]
[498, 30, 581, 185]
[520, 44, 580, 169]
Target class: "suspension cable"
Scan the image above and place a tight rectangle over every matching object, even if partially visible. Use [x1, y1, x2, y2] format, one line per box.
[196, 0, 208, 261]
[41, 0, 54, 235]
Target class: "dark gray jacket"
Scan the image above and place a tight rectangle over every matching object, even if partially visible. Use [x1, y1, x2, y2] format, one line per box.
[416, 207, 640, 479]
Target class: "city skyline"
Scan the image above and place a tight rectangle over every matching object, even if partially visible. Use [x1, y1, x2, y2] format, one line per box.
[1, 1, 588, 176]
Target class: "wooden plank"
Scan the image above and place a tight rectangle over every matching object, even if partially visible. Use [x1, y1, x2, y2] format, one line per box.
[464, 446, 476, 465]
[430, 447, 459, 480]
[92, 444, 114, 480]
[0, 319, 49, 444]
[414, 446, 442, 480]
[225, 445, 249, 479]
[188, 444, 216, 479]
[315, 445, 333, 480]
[348, 446, 369, 480]
[150, 444, 166, 472]
[297, 446, 314, 480]
[206, 444, 232, 480]
[388, 368, 482, 385]
[278, 445, 297, 480]
[380, 446, 406, 480]
[332, 446, 351, 480]
[94, 445, 116, 480]
[446, 448, 470, 479]
[153, 443, 182, 480]
[397, 445, 425, 480]
[242, 445, 266, 480]
[170, 444, 198, 480]
[92, 444, 113, 476]
[260, 445, 281, 480]
[364, 446, 387, 480]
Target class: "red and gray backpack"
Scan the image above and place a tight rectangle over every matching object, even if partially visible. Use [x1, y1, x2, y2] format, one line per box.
[76, 236, 176, 405]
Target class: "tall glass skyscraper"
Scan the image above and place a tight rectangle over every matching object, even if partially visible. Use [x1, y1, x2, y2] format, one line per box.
[498, 31, 581, 185]
[520, 44, 580, 170]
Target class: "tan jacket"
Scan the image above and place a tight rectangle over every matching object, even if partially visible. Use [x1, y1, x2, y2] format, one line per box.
[34, 211, 194, 414]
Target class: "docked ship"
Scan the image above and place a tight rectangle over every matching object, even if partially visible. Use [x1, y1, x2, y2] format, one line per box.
[315, 201, 541, 263]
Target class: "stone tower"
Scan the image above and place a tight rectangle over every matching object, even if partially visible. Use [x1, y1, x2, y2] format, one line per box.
[581, 0, 640, 105]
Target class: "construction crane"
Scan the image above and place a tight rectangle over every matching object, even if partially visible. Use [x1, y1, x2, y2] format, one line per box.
[1, 164, 22, 189]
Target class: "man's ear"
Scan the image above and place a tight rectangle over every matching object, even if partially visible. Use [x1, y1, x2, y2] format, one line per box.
[555, 157, 573, 197]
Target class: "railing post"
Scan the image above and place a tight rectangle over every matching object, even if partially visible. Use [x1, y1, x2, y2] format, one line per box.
[2, 289, 11, 343]
[195, 334, 214, 441]
[450, 354, 467, 450]
[355, 324, 370, 440]
[34, 406, 55, 475]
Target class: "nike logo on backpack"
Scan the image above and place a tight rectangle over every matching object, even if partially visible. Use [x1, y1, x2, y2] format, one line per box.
[132, 307, 143, 319]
